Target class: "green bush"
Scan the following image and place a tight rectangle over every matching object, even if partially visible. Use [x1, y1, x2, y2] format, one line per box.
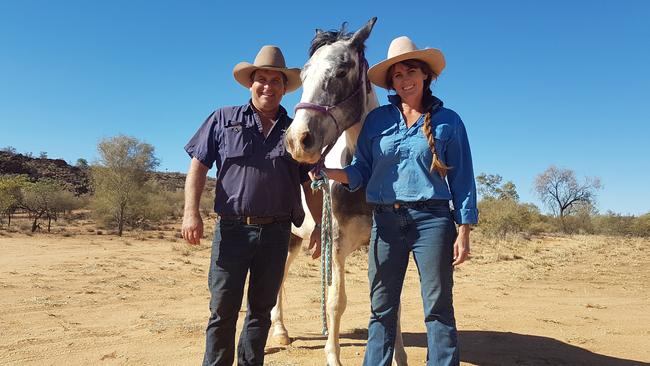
[477, 199, 541, 238]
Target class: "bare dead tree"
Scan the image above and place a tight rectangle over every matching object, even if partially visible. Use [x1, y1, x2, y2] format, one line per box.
[534, 165, 602, 231]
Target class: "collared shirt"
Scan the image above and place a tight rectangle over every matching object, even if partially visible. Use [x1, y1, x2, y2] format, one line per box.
[184, 101, 311, 226]
[343, 95, 478, 224]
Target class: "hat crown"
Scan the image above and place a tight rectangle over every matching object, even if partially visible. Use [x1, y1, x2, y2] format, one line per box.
[386, 36, 419, 59]
[253, 45, 287, 68]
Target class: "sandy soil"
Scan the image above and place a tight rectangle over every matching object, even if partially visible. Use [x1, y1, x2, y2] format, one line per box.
[0, 220, 648, 365]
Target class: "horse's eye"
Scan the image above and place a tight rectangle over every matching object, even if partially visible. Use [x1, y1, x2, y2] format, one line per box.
[335, 70, 347, 78]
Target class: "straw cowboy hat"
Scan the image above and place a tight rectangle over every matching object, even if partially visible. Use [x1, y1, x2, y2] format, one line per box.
[368, 36, 446, 89]
[233, 45, 301, 93]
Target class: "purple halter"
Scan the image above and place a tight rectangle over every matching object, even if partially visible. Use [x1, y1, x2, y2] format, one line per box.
[294, 51, 372, 165]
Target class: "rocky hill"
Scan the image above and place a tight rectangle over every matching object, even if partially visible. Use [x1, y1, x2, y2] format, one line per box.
[0, 151, 91, 195]
[0, 151, 212, 194]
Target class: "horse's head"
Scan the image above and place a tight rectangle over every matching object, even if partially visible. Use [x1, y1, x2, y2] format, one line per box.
[285, 17, 377, 164]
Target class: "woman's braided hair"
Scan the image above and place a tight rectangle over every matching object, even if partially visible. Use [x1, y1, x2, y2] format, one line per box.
[386, 59, 449, 177]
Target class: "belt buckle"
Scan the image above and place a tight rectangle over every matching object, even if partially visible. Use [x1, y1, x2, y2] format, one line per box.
[245, 216, 253, 225]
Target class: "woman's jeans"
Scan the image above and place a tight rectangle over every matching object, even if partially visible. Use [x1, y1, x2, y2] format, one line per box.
[202, 220, 290, 366]
[363, 201, 459, 366]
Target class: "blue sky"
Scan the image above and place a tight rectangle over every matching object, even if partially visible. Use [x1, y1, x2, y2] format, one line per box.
[1, 1, 648, 215]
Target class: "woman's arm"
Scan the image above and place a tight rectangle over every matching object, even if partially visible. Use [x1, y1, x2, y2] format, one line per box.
[452, 224, 471, 266]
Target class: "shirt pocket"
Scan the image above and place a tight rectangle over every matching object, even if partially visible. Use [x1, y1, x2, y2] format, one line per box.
[371, 125, 400, 157]
[223, 120, 253, 158]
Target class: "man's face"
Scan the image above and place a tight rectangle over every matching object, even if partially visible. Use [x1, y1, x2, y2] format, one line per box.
[250, 69, 286, 112]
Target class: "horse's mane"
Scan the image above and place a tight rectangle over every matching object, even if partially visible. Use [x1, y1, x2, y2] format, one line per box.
[309, 22, 365, 57]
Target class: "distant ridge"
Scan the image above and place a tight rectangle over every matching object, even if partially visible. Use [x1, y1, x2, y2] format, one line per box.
[0, 151, 213, 194]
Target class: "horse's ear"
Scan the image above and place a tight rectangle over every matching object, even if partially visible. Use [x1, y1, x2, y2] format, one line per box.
[350, 17, 377, 50]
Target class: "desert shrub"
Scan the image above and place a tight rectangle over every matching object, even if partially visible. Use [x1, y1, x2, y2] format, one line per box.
[162, 189, 185, 218]
[592, 212, 636, 236]
[631, 213, 650, 237]
[0, 175, 26, 228]
[92, 180, 173, 232]
[200, 189, 214, 217]
[477, 199, 542, 238]
[591, 211, 650, 237]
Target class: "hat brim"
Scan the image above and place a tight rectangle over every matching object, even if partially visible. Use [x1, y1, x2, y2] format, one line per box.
[367, 48, 445, 89]
[233, 63, 302, 93]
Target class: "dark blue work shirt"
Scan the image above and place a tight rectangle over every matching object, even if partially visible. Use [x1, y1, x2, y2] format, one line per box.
[184, 101, 310, 226]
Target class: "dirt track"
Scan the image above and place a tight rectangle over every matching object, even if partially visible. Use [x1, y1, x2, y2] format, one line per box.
[0, 225, 648, 365]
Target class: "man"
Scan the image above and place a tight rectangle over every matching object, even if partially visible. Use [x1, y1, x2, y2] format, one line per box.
[182, 45, 322, 366]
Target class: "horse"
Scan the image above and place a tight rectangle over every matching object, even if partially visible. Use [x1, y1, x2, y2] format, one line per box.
[270, 18, 408, 366]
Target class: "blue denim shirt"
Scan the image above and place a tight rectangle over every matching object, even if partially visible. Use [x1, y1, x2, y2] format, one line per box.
[343, 95, 478, 224]
[184, 101, 311, 226]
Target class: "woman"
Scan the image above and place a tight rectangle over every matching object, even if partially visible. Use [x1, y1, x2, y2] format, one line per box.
[312, 36, 478, 365]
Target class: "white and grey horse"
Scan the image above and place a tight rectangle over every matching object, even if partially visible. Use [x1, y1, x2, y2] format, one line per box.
[270, 18, 408, 366]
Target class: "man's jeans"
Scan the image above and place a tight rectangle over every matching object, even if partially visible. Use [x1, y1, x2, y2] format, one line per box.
[363, 202, 460, 366]
[202, 220, 290, 366]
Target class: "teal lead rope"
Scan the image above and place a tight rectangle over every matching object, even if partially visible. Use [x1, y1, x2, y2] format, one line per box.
[311, 170, 333, 336]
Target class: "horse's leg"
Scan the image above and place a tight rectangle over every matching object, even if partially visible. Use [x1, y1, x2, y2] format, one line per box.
[271, 233, 302, 345]
[324, 237, 354, 366]
[392, 304, 408, 366]
[325, 185, 373, 365]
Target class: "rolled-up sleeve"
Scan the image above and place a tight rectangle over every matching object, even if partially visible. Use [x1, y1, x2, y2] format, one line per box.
[445, 116, 478, 224]
[184, 111, 220, 170]
[342, 118, 374, 192]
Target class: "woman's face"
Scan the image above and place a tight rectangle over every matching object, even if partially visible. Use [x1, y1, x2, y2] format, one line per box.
[390, 62, 428, 104]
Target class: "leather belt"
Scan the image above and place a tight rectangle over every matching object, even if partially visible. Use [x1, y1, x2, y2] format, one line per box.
[218, 215, 291, 225]
[373, 200, 449, 212]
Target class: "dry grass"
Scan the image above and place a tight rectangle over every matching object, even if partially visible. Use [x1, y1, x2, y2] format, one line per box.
[0, 217, 648, 365]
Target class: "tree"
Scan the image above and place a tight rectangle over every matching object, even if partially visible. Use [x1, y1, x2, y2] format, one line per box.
[76, 158, 89, 168]
[476, 173, 519, 201]
[91, 135, 159, 236]
[1, 146, 17, 154]
[0, 176, 26, 228]
[534, 166, 602, 230]
[19, 179, 70, 232]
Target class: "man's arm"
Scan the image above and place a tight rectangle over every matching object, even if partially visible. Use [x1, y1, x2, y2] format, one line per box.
[302, 181, 323, 259]
[182, 157, 210, 245]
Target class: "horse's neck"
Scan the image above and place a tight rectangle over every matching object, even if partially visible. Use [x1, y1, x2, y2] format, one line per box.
[325, 89, 379, 169]
[345, 88, 379, 156]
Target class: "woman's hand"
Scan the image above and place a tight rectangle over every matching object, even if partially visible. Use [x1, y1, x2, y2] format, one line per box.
[308, 167, 350, 184]
[308, 167, 325, 181]
[452, 224, 471, 266]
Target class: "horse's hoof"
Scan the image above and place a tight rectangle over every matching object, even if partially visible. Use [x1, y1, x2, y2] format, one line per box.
[273, 334, 291, 346]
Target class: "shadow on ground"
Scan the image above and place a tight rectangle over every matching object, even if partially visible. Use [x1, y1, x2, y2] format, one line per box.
[400, 331, 649, 366]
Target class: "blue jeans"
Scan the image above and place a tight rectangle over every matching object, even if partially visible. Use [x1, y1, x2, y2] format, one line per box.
[202, 220, 291, 366]
[363, 202, 459, 366]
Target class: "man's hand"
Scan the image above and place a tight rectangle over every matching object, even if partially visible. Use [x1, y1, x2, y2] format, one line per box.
[182, 212, 204, 245]
[309, 225, 322, 259]
[452, 224, 471, 266]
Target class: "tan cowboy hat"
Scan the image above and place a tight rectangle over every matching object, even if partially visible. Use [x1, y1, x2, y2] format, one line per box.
[233, 45, 301, 93]
[368, 36, 446, 89]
